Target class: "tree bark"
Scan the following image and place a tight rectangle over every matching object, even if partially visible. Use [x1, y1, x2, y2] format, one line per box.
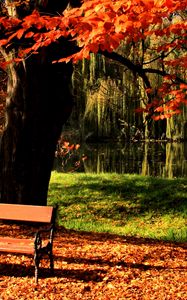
[0, 0, 81, 205]
[0, 49, 74, 205]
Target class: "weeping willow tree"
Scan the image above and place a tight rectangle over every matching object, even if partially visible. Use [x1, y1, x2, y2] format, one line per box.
[166, 62, 187, 140]
[164, 143, 187, 178]
[70, 12, 187, 142]
[71, 51, 144, 141]
[71, 52, 162, 141]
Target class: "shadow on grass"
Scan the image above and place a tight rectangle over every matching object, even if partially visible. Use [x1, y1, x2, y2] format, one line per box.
[54, 227, 187, 249]
[49, 175, 187, 219]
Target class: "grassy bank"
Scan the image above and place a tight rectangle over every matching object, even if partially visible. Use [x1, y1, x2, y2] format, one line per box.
[48, 172, 187, 242]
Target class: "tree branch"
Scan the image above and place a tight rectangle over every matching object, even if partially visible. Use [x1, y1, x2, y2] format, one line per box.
[99, 50, 186, 85]
[143, 68, 186, 84]
[99, 50, 151, 89]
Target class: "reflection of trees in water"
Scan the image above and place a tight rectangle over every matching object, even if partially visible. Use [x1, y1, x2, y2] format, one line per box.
[83, 142, 187, 178]
[164, 143, 187, 178]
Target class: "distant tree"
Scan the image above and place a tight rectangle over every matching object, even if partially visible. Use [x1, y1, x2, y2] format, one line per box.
[0, 0, 186, 205]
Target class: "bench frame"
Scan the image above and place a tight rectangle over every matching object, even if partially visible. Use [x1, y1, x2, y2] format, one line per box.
[0, 203, 57, 283]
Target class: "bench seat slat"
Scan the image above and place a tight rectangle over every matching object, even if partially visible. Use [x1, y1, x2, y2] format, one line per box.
[0, 237, 34, 254]
[0, 204, 53, 223]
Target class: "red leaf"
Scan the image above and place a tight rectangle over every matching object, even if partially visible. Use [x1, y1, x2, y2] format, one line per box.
[17, 29, 25, 39]
[25, 32, 34, 39]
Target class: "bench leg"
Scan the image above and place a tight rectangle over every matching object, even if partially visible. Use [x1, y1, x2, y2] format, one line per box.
[34, 254, 40, 284]
[34, 244, 54, 282]
[49, 253, 54, 273]
[46, 242, 54, 274]
[48, 244, 54, 274]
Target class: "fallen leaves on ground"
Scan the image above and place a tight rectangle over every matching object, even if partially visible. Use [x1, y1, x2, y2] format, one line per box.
[0, 224, 186, 300]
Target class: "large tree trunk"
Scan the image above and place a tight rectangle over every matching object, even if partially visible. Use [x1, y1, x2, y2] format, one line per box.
[0, 0, 81, 205]
[0, 51, 73, 205]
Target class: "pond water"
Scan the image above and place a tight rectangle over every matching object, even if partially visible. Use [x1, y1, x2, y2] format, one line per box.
[1, 133, 186, 178]
[54, 142, 187, 178]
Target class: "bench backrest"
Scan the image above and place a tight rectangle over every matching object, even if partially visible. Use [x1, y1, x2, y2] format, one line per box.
[0, 204, 55, 224]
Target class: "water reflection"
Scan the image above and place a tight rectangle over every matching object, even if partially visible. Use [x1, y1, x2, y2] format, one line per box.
[82, 142, 187, 178]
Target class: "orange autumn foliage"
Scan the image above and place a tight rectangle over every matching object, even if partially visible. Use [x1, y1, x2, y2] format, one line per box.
[0, 0, 186, 120]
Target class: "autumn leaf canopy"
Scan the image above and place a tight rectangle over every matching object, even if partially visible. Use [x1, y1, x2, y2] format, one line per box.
[0, 0, 187, 119]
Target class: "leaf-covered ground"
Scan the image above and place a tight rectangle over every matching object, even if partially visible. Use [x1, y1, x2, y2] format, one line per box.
[0, 225, 186, 300]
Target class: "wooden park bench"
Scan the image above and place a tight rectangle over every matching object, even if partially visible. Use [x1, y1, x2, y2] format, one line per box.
[0, 203, 56, 283]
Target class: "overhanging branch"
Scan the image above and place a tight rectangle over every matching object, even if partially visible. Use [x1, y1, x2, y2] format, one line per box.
[99, 50, 151, 89]
[99, 50, 186, 86]
[143, 68, 186, 84]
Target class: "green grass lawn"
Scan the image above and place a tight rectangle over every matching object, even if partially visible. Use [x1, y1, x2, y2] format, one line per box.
[48, 172, 187, 242]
